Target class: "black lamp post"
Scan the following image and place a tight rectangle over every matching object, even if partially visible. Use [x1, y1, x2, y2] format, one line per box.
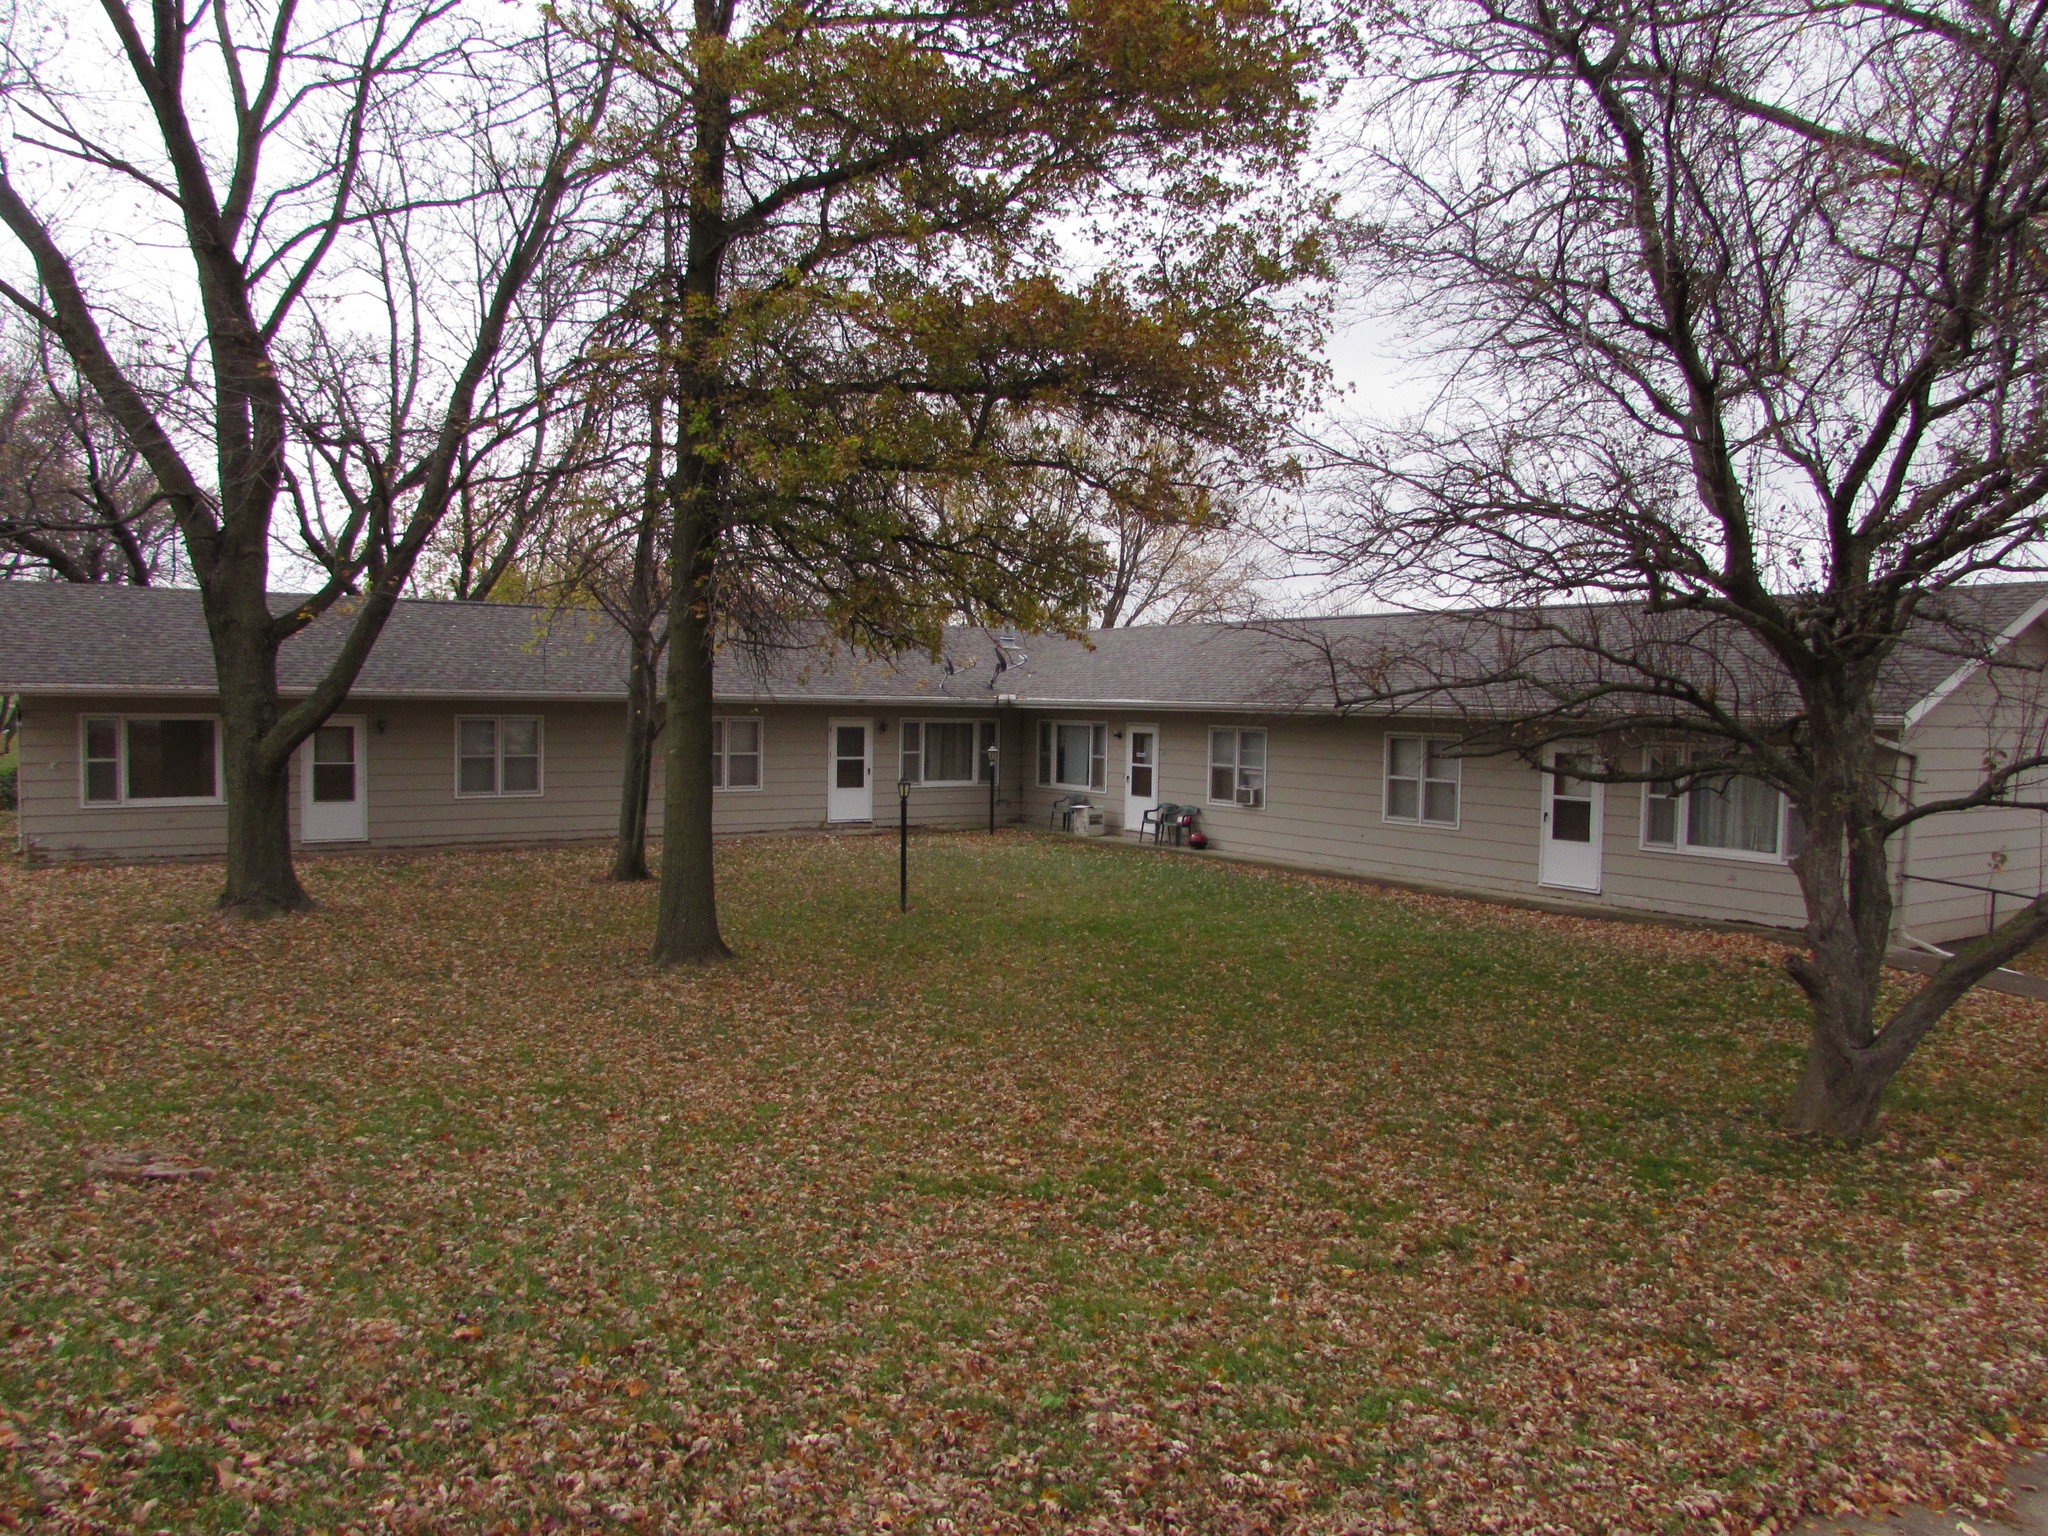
[897, 776, 910, 912]
[985, 743, 999, 834]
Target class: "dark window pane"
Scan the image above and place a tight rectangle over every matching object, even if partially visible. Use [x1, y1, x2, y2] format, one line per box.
[85, 760, 119, 803]
[1551, 798, 1592, 842]
[927, 722, 975, 781]
[1132, 764, 1153, 796]
[1645, 795, 1677, 846]
[85, 718, 118, 762]
[1210, 764, 1235, 801]
[313, 763, 356, 802]
[501, 755, 540, 794]
[459, 756, 498, 795]
[126, 719, 215, 800]
[1423, 780, 1458, 824]
[1386, 778, 1419, 820]
[313, 725, 354, 765]
[835, 728, 866, 790]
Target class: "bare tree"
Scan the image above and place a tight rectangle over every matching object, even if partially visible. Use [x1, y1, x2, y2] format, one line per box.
[1080, 436, 1279, 626]
[1306, 0, 2048, 1139]
[0, 2, 612, 915]
[0, 325, 172, 584]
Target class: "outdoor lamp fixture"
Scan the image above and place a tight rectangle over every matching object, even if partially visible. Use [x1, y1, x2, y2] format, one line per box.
[985, 743, 999, 834]
[897, 777, 911, 912]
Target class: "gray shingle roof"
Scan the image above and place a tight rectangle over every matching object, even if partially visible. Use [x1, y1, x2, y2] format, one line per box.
[1, 579, 2042, 721]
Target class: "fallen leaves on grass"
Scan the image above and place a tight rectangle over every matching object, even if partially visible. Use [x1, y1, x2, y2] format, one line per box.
[0, 831, 2044, 1534]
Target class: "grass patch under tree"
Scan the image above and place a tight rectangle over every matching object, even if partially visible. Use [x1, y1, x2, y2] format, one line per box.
[1, 832, 2044, 1532]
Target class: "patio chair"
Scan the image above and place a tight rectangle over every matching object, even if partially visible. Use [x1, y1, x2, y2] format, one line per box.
[1141, 802, 1177, 843]
[1166, 806, 1199, 847]
[1049, 794, 1088, 831]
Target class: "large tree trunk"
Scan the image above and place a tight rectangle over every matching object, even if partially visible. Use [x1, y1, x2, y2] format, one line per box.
[209, 595, 311, 919]
[650, 492, 728, 964]
[647, 48, 732, 967]
[1781, 690, 2048, 1140]
[610, 633, 658, 882]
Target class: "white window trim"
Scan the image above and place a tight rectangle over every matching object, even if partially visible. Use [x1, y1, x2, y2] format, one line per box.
[713, 715, 765, 793]
[899, 717, 996, 787]
[78, 713, 225, 809]
[1638, 747, 1794, 864]
[452, 714, 546, 799]
[1038, 719, 1108, 792]
[1206, 726, 1269, 810]
[1382, 732, 1461, 829]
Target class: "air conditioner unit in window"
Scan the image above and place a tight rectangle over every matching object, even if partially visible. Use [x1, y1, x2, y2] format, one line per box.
[1237, 784, 1263, 808]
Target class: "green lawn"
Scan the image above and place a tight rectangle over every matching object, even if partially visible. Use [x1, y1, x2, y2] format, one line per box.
[2, 833, 2044, 1533]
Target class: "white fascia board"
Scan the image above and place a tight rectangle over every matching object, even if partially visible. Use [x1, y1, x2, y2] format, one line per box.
[1899, 594, 2048, 734]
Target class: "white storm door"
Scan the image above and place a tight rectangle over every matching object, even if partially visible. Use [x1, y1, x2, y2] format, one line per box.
[1125, 725, 1159, 834]
[302, 717, 369, 842]
[827, 719, 874, 822]
[1538, 747, 1602, 892]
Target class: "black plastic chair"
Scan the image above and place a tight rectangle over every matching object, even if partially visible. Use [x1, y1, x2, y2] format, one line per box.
[1142, 802, 1177, 843]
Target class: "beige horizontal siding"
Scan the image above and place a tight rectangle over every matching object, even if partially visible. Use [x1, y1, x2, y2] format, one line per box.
[13, 695, 1029, 862]
[22, 677, 2041, 949]
[1019, 711, 1810, 931]
[16, 695, 234, 861]
[1898, 650, 2048, 941]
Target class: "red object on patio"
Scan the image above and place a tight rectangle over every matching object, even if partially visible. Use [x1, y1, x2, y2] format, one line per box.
[1186, 831, 1209, 849]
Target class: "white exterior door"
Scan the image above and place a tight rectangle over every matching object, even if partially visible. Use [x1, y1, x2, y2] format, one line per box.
[827, 719, 874, 822]
[1538, 747, 1603, 892]
[1125, 725, 1159, 834]
[302, 717, 368, 843]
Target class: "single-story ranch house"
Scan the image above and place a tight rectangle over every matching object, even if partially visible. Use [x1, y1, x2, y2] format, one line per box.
[2, 582, 2045, 943]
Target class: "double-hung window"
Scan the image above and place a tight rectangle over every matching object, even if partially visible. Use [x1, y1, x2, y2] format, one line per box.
[1037, 721, 1106, 791]
[1642, 747, 1801, 859]
[712, 717, 763, 790]
[79, 715, 221, 806]
[1208, 727, 1268, 808]
[1384, 734, 1459, 826]
[902, 719, 997, 786]
[456, 716, 543, 797]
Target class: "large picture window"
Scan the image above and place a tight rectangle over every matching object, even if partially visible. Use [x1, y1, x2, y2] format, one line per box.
[1037, 720, 1106, 791]
[901, 719, 995, 786]
[1384, 735, 1459, 826]
[455, 716, 543, 797]
[713, 717, 763, 791]
[1642, 748, 1800, 859]
[79, 715, 221, 806]
[1208, 727, 1268, 808]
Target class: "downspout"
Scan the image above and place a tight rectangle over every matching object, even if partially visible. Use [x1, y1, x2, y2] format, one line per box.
[1884, 737, 2025, 972]
[1879, 736, 1948, 958]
